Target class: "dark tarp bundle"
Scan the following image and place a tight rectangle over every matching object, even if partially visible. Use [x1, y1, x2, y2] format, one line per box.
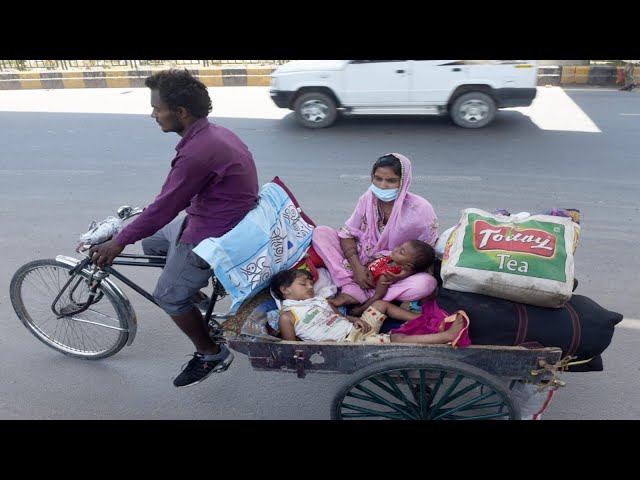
[435, 288, 622, 372]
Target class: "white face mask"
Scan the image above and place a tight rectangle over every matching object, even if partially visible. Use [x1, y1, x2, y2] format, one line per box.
[369, 183, 399, 202]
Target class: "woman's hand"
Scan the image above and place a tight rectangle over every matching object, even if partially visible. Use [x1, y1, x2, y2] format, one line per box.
[353, 265, 375, 289]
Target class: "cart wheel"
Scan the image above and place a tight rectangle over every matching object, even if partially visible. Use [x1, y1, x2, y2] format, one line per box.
[332, 357, 521, 420]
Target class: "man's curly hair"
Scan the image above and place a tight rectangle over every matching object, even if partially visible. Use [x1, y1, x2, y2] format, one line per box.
[145, 69, 212, 118]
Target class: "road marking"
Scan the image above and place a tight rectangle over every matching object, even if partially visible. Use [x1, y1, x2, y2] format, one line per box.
[619, 113, 640, 116]
[562, 88, 621, 92]
[340, 174, 482, 184]
[0, 169, 104, 176]
[618, 318, 640, 330]
[521, 87, 601, 133]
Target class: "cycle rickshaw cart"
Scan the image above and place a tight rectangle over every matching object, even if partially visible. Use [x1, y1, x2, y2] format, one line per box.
[10, 206, 568, 421]
[223, 288, 565, 421]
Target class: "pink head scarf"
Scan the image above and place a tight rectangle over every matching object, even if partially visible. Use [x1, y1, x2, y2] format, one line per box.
[338, 153, 439, 265]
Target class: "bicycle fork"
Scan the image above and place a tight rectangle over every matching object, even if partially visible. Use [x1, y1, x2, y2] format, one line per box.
[51, 257, 108, 318]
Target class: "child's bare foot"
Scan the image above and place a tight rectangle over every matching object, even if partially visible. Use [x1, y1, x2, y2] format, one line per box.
[328, 292, 358, 308]
[444, 314, 466, 343]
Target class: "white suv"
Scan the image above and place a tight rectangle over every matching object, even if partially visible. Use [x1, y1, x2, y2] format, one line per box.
[269, 60, 538, 129]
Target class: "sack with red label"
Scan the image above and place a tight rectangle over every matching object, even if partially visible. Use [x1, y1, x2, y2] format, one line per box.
[441, 208, 579, 308]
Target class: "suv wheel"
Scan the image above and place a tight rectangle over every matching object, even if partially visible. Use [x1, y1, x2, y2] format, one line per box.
[293, 91, 338, 128]
[450, 92, 496, 128]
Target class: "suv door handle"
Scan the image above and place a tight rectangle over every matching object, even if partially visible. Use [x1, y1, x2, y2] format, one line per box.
[395, 69, 405, 73]
[452, 68, 461, 72]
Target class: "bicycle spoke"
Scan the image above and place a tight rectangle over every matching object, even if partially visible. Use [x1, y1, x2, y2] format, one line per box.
[25, 276, 55, 301]
[65, 319, 85, 351]
[85, 308, 122, 324]
[67, 316, 127, 331]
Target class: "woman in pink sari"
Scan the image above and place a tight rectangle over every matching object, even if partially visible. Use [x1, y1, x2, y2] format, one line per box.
[312, 153, 439, 307]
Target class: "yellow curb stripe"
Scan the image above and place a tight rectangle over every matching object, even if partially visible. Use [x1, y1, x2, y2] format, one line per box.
[20, 78, 43, 89]
[199, 75, 224, 87]
[246, 68, 274, 76]
[62, 78, 86, 88]
[246, 75, 271, 86]
[104, 70, 130, 77]
[574, 66, 590, 84]
[105, 77, 131, 88]
[561, 66, 576, 84]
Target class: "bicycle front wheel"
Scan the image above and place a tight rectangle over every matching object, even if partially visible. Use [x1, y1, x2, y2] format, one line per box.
[10, 259, 130, 359]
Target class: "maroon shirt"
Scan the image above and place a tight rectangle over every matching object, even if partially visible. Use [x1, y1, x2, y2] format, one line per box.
[115, 118, 259, 247]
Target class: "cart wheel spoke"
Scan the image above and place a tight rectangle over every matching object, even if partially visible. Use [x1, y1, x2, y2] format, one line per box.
[332, 357, 520, 420]
[373, 373, 423, 416]
[340, 403, 409, 420]
[346, 382, 420, 419]
[427, 373, 465, 419]
[432, 391, 495, 420]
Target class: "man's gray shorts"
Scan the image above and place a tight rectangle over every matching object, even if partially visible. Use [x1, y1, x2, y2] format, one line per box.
[141, 218, 212, 316]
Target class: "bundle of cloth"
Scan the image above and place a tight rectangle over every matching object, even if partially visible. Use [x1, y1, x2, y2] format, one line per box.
[194, 176, 316, 315]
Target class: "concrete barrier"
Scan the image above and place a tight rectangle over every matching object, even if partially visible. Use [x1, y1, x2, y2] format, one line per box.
[0, 67, 275, 91]
[536, 64, 638, 87]
[2, 64, 636, 91]
[588, 65, 617, 85]
[537, 65, 561, 85]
